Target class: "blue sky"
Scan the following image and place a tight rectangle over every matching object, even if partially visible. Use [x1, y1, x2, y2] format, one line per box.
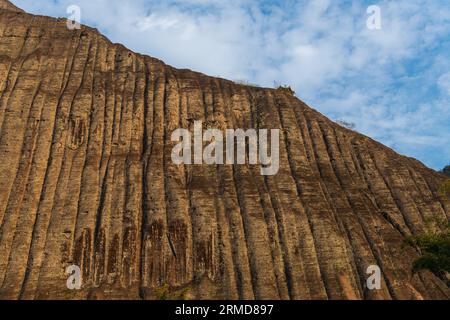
[11, 0, 450, 170]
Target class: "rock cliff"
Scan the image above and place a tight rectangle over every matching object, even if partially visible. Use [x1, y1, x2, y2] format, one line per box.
[0, 0, 449, 299]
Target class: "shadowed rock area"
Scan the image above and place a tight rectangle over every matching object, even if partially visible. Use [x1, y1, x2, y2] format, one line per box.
[0, 0, 449, 300]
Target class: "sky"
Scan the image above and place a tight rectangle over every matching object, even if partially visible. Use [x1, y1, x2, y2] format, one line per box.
[10, 0, 450, 170]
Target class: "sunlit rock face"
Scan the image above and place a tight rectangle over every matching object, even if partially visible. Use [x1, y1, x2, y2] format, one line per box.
[0, 0, 449, 300]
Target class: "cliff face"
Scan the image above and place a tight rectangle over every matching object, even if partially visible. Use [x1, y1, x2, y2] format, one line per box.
[0, 0, 22, 13]
[0, 1, 449, 300]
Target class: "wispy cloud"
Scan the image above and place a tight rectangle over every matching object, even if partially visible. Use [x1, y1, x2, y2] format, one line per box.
[11, 0, 450, 170]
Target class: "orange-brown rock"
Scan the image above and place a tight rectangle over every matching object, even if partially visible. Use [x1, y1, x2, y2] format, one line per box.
[0, 0, 449, 300]
[0, 0, 21, 13]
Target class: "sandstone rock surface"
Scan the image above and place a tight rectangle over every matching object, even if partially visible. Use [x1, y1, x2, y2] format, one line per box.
[0, 0, 22, 13]
[0, 0, 449, 300]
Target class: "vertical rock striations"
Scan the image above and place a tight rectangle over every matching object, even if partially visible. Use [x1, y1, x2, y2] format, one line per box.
[0, 1, 449, 300]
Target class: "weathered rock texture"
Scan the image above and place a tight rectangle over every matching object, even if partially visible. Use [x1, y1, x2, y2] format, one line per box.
[0, 0, 21, 13]
[0, 0, 449, 300]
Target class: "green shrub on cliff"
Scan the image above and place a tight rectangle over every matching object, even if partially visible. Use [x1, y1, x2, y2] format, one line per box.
[155, 284, 190, 300]
[442, 165, 450, 177]
[406, 226, 450, 281]
[276, 85, 295, 96]
[406, 180, 450, 284]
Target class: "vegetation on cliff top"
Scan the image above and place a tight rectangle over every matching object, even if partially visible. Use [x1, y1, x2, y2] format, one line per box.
[276, 85, 296, 96]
